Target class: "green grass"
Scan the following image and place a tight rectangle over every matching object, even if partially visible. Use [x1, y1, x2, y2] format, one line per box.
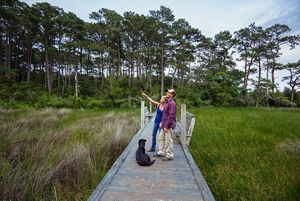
[189, 108, 300, 201]
[0, 108, 139, 200]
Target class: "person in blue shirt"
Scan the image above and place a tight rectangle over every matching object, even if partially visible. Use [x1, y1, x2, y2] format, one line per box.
[142, 93, 167, 152]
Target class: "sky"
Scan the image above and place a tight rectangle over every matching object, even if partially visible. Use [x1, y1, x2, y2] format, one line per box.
[24, 0, 300, 90]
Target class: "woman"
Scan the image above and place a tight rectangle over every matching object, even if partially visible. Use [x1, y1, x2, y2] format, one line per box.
[142, 93, 166, 152]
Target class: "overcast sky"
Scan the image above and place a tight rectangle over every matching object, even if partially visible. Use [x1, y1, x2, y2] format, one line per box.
[24, 0, 300, 90]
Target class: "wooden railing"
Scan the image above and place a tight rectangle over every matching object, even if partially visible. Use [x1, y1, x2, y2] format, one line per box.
[180, 104, 196, 145]
[140, 101, 153, 127]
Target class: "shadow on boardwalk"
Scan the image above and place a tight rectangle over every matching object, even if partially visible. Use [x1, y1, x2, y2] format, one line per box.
[89, 121, 215, 201]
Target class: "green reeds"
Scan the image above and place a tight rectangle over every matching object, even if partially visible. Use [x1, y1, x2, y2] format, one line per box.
[189, 108, 300, 201]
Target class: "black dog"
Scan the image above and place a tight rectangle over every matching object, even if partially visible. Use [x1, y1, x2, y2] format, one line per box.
[136, 139, 155, 166]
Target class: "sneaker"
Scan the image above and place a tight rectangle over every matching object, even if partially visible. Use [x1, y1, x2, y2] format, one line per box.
[147, 149, 155, 152]
[153, 153, 164, 157]
[162, 157, 173, 161]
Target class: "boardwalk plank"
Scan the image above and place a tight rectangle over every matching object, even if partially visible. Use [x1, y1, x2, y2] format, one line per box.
[89, 120, 214, 201]
[100, 190, 204, 201]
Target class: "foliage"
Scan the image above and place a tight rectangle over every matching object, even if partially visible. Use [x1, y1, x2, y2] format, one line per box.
[271, 92, 297, 107]
[1, 1, 300, 108]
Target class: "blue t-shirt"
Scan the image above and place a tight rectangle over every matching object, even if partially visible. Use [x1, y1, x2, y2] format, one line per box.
[154, 104, 163, 123]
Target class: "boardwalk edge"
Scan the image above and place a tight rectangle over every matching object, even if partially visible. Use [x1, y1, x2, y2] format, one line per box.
[181, 144, 216, 201]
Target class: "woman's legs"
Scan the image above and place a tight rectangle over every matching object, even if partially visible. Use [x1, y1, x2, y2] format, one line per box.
[150, 123, 160, 151]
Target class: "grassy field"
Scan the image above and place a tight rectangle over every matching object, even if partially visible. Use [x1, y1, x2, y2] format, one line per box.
[0, 108, 139, 200]
[189, 108, 300, 201]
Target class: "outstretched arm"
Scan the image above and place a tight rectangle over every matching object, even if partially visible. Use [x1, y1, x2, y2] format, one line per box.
[142, 93, 159, 106]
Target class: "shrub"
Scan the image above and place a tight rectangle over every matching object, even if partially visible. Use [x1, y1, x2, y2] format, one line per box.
[272, 93, 297, 107]
[86, 99, 103, 108]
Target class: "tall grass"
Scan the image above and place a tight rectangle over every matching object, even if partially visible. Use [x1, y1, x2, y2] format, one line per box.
[189, 108, 300, 201]
[0, 108, 139, 200]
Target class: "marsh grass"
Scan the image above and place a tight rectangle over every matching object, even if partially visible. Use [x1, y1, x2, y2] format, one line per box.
[0, 108, 139, 200]
[189, 108, 300, 201]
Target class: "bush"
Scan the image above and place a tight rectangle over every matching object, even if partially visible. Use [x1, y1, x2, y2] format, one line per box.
[86, 99, 103, 108]
[272, 93, 297, 107]
[73, 97, 84, 108]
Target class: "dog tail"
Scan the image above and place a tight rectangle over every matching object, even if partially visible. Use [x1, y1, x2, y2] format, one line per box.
[143, 159, 156, 166]
[150, 159, 155, 166]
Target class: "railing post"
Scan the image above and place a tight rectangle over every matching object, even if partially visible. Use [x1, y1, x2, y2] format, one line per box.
[181, 104, 187, 145]
[149, 103, 152, 113]
[141, 101, 145, 128]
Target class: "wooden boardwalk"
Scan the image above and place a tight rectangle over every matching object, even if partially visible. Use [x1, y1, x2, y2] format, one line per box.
[89, 120, 215, 201]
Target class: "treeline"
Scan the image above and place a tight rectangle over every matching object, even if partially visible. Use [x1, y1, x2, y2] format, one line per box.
[1, 0, 300, 108]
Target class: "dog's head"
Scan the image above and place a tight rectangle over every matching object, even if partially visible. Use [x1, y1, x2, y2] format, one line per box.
[138, 139, 146, 148]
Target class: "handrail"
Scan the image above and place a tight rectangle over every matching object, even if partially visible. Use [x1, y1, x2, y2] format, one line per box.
[140, 101, 153, 128]
[180, 104, 195, 145]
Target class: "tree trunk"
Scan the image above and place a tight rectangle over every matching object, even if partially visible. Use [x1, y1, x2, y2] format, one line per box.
[256, 58, 261, 107]
[266, 64, 269, 107]
[117, 41, 121, 78]
[242, 58, 248, 106]
[146, 58, 152, 91]
[57, 65, 61, 89]
[289, 72, 298, 103]
[80, 48, 83, 75]
[45, 41, 52, 94]
[291, 86, 295, 102]
[44, 63, 47, 89]
[271, 55, 277, 93]
[57, 58, 61, 90]
[181, 64, 184, 83]
[61, 66, 65, 97]
[137, 59, 141, 79]
[101, 52, 104, 90]
[244, 57, 253, 91]
[271, 67, 275, 93]
[127, 59, 131, 86]
[67, 64, 71, 88]
[108, 55, 112, 76]
[141, 61, 144, 79]
[149, 60, 152, 92]
[57, 36, 62, 88]
[27, 43, 32, 82]
[131, 61, 134, 86]
[74, 63, 79, 98]
[171, 68, 177, 89]
[136, 60, 139, 79]
[243, 58, 248, 91]
[15, 37, 22, 81]
[160, 42, 165, 96]
[5, 34, 11, 79]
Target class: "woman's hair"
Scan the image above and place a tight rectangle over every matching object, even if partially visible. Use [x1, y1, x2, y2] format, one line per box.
[161, 96, 167, 101]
